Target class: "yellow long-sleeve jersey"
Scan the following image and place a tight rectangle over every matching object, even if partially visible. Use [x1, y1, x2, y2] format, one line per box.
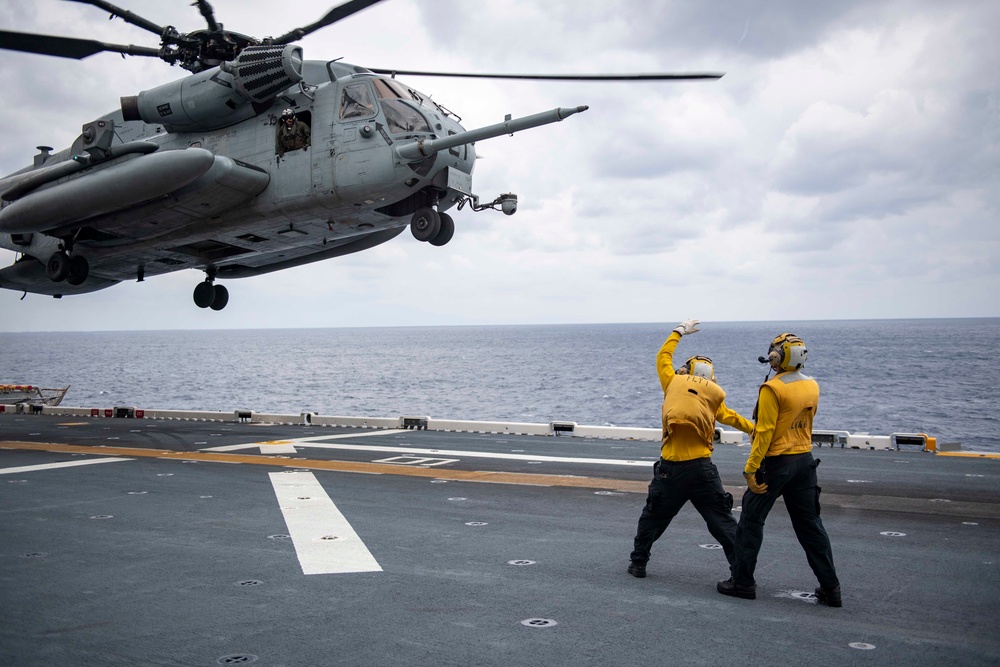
[744, 370, 819, 474]
[657, 332, 753, 461]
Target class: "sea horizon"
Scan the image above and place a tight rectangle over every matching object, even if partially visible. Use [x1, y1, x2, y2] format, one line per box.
[4, 314, 996, 335]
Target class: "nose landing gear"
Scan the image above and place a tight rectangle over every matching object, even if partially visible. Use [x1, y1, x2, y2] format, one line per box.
[193, 269, 229, 310]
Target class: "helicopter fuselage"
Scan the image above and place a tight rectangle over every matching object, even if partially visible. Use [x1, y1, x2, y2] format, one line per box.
[0, 58, 487, 294]
[0, 0, 703, 310]
[0, 53, 586, 307]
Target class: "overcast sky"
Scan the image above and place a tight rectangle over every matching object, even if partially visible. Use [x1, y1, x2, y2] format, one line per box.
[0, 0, 996, 332]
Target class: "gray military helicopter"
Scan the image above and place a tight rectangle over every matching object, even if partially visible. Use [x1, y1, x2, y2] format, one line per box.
[0, 0, 720, 310]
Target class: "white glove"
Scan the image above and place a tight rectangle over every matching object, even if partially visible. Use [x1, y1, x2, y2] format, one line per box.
[673, 319, 700, 336]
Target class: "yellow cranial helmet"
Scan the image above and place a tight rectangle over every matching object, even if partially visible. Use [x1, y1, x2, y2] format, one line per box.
[682, 355, 715, 381]
[768, 333, 808, 372]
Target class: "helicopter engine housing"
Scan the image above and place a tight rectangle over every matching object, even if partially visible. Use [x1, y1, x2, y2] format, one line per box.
[120, 45, 303, 132]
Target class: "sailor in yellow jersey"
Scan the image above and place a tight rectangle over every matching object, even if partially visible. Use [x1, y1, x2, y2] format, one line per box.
[628, 319, 754, 578]
[717, 333, 842, 607]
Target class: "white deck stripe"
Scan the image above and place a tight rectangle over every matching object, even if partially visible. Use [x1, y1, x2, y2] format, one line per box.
[0, 457, 134, 475]
[257, 443, 298, 454]
[205, 429, 408, 453]
[269, 471, 382, 575]
[225, 439, 652, 467]
[299, 442, 653, 466]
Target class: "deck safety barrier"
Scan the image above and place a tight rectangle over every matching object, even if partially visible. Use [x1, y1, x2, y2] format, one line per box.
[17, 403, 948, 449]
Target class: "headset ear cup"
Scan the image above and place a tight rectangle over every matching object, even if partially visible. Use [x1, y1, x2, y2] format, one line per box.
[771, 334, 806, 371]
[769, 334, 789, 371]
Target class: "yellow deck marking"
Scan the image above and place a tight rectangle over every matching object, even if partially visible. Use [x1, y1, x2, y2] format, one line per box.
[936, 451, 1000, 459]
[0, 441, 648, 493]
[56, 422, 91, 427]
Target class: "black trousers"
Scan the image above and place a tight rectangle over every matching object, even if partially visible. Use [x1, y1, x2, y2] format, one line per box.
[630, 457, 737, 566]
[731, 452, 839, 589]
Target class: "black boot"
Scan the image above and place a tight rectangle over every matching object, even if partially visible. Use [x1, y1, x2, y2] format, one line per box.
[815, 585, 842, 607]
[627, 561, 647, 578]
[717, 577, 756, 600]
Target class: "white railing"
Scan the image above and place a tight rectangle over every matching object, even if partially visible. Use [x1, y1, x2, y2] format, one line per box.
[4, 403, 941, 450]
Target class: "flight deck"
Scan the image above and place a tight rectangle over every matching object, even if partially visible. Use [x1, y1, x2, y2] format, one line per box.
[2, 412, 999, 666]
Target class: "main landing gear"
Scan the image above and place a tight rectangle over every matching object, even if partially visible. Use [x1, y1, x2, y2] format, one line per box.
[410, 207, 454, 247]
[45, 250, 89, 286]
[193, 269, 229, 310]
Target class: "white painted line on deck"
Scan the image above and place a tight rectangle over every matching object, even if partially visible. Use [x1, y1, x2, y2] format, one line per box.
[0, 457, 134, 475]
[257, 442, 298, 454]
[272, 440, 651, 467]
[205, 429, 408, 453]
[269, 471, 382, 575]
[208, 435, 650, 467]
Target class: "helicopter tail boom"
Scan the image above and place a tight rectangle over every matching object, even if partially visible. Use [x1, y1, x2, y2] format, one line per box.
[395, 106, 589, 161]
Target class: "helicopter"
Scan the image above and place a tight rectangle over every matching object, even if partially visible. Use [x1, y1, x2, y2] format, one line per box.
[0, 0, 721, 311]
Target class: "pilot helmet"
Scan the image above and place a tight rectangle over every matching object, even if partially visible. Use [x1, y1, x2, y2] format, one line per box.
[281, 108, 295, 120]
[681, 355, 715, 381]
[767, 333, 808, 372]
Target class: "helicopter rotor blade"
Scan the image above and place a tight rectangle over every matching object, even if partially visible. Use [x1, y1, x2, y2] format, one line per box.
[64, 0, 167, 37]
[271, 0, 387, 45]
[0, 30, 160, 60]
[366, 69, 724, 81]
[193, 0, 221, 33]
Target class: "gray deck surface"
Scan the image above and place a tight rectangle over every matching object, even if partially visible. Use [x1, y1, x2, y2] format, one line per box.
[2, 413, 999, 666]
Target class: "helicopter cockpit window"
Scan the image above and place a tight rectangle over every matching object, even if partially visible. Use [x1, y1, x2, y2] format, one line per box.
[380, 100, 431, 135]
[339, 83, 376, 120]
[373, 78, 436, 110]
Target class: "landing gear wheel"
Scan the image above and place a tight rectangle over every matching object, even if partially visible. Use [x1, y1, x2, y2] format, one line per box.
[210, 284, 229, 311]
[193, 281, 215, 308]
[429, 212, 455, 247]
[410, 207, 441, 242]
[46, 251, 70, 282]
[66, 255, 90, 286]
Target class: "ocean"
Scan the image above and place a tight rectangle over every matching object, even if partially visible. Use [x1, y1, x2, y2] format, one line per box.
[1, 319, 998, 451]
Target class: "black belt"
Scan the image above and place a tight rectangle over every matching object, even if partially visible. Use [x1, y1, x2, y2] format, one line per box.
[659, 457, 711, 466]
[764, 452, 811, 461]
